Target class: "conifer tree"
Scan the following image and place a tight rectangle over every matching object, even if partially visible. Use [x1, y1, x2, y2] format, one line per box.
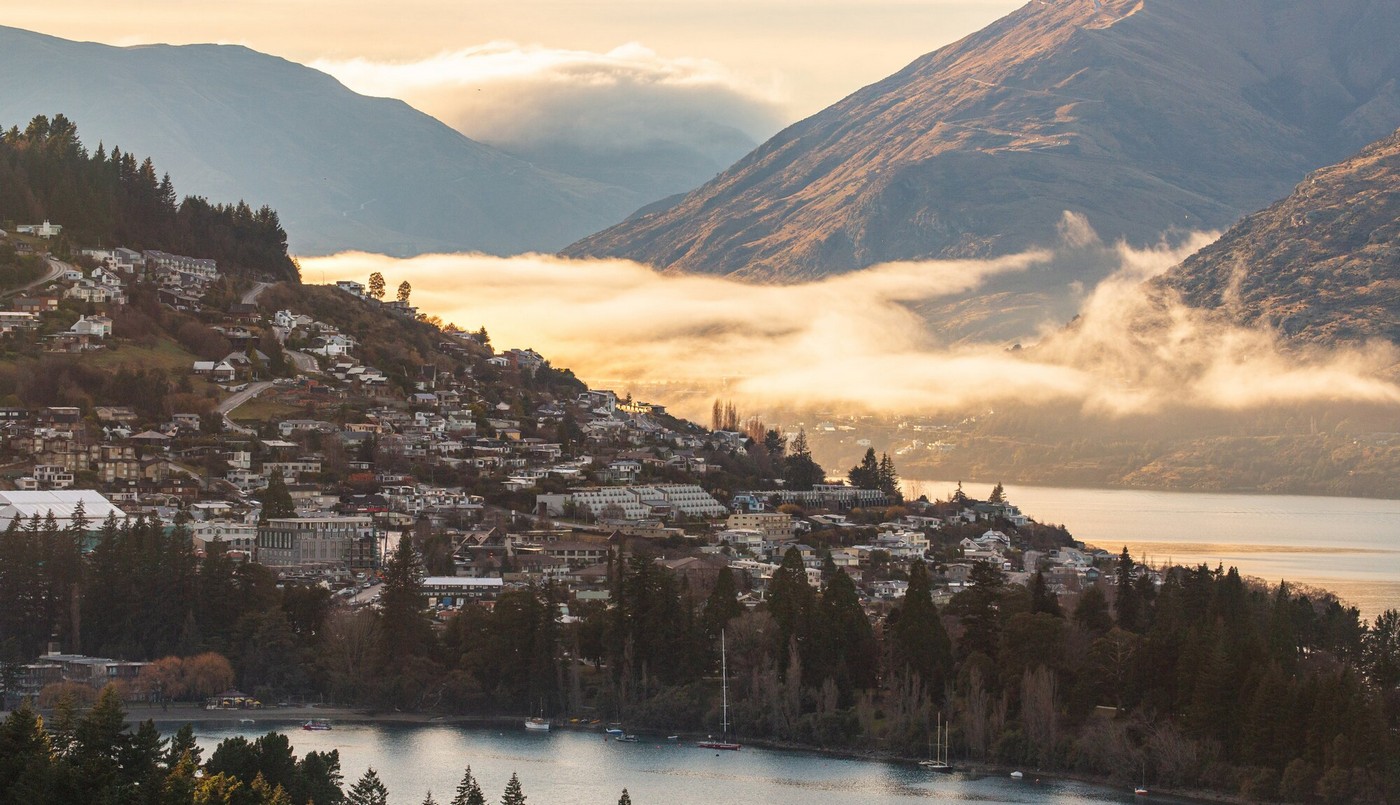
[259, 469, 296, 522]
[500, 772, 527, 805]
[888, 561, 951, 700]
[618, 789, 633, 805]
[877, 453, 899, 498]
[702, 566, 743, 637]
[847, 448, 879, 489]
[346, 768, 390, 805]
[450, 765, 486, 805]
[1114, 547, 1140, 632]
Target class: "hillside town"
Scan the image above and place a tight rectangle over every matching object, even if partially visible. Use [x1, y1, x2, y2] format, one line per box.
[0, 223, 1117, 703]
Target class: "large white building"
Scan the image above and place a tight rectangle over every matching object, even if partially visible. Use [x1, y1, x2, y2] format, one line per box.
[538, 484, 727, 521]
[0, 490, 125, 531]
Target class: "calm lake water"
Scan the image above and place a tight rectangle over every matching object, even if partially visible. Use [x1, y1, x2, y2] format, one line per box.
[906, 479, 1400, 618]
[175, 721, 1172, 805]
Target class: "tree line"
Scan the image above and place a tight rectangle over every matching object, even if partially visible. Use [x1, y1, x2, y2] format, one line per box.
[1, 686, 610, 804]
[3, 505, 1398, 802]
[0, 114, 298, 282]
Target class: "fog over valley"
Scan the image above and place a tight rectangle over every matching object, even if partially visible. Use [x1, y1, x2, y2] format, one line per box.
[302, 217, 1400, 425]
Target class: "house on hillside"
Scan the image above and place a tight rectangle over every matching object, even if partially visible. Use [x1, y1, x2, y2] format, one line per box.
[192, 361, 237, 383]
[70, 315, 112, 339]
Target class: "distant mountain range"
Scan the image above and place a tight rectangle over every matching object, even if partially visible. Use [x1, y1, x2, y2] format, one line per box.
[1160, 127, 1400, 348]
[565, 0, 1400, 338]
[0, 25, 684, 257]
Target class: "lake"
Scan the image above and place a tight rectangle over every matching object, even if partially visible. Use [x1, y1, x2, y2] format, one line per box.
[175, 721, 1171, 805]
[905, 479, 1400, 618]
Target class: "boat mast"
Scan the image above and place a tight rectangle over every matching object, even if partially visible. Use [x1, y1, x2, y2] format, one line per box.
[721, 629, 729, 738]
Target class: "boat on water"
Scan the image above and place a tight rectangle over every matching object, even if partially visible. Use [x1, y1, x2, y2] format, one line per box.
[1135, 785, 1149, 796]
[239, 718, 256, 725]
[1010, 771, 1024, 780]
[919, 712, 953, 773]
[697, 629, 741, 751]
[614, 734, 640, 743]
[302, 720, 331, 731]
[524, 717, 550, 732]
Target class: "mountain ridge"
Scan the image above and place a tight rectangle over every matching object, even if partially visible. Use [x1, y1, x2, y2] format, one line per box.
[1159, 126, 1400, 348]
[564, 0, 1400, 336]
[0, 25, 645, 257]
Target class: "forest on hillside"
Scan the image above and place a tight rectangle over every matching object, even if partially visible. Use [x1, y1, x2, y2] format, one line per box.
[0, 114, 298, 282]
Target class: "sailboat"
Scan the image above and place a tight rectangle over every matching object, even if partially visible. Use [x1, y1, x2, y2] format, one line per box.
[919, 712, 953, 773]
[525, 701, 550, 731]
[1135, 760, 1148, 795]
[697, 630, 741, 751]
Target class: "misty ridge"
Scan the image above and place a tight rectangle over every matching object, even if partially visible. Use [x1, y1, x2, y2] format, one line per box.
[302, 212, 1400, 424]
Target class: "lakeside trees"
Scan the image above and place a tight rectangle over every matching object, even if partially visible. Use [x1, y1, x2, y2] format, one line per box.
[3, 505, 1399, 802]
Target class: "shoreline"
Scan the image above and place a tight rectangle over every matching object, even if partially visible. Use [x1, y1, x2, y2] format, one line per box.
[0, 704, 1262, 804]
[93, 707, 1243, 804]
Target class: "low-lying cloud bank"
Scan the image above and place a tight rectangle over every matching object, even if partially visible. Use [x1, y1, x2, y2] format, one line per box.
[300, 222, 1400, 421]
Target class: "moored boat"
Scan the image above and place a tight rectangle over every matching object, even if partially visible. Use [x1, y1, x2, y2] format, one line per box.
[919, 712, 953, 773]
[302, 720, 331, 731]
[696, 629, 741, 751]
[525, 717, 550, 732]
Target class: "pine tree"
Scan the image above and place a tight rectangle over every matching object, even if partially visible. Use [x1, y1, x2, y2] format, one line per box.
[500, 772, 527, 805]
[877, 453, 899, 498]
[702, 566, 743, 637]
[422, 792, 439, 805]
[450, 765, 486, 805]
[1114, 547, 1141, 632]
[618, 789, 633, 805]
[988, 482, 1005, 504]
[848, 448, 879, 490]
[259, 470, 296, 522]
[783, 430, 825, 491]
[346, 768, 390, 805]
[887, 561, 952, 700]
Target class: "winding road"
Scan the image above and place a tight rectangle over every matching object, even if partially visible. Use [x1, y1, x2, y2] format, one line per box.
[2, 256, 68, 298]
[218, 380, 274, 435]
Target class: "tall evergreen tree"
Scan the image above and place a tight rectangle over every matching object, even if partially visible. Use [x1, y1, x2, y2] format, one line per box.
[346, 768, 390, 805]
[500, 772, 527, 805]
[1114, 547, 1141, 632]
[887, 561, 952, 701]
[847, 448, 880, 490]
[783, 430, 825, 491]
[450, 765, 486, 805]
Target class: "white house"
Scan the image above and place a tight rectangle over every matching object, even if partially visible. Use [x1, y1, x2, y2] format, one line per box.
[70, 316, 112, 339]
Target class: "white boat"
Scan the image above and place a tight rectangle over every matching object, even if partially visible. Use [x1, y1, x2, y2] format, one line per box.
[302, 720, 331, 731]
[919, 712, 953, 773]
[697, 629, 741, 751]
[1010, 771, 1024, 780]
[524, 717, 550, 732]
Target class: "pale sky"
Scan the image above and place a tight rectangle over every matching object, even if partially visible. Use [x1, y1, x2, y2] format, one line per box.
[5, 1, 1021, 124]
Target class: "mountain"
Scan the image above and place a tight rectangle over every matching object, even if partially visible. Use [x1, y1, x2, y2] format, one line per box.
[1159, 127, 1400, 347]
[0, 26, 642, 257]
[565, 0, 1400, 336]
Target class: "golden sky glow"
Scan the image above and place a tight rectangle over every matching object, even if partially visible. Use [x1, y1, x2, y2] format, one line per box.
[4, 1, 1020, 123]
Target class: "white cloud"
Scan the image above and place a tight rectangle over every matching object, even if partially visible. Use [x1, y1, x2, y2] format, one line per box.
[301, 223, 1400, 424]
[313, 42, 785, 162]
